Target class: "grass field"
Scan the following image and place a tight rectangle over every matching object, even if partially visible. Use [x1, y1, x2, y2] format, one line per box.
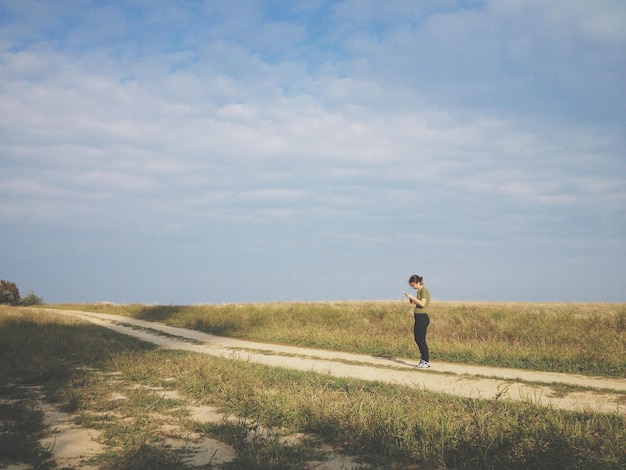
[1, 302, 625, 469]
[50, 300, 626, 377]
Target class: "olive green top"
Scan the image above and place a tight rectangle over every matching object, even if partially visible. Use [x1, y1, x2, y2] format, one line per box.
[414, 286, 430, 314]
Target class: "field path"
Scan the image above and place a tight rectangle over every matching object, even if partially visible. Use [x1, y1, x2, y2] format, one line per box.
[45, 308, 626, 415]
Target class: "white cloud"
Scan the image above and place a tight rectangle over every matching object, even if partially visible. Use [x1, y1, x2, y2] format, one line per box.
[1, 0, 624, 302]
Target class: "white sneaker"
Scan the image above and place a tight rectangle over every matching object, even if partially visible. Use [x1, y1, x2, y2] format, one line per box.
[416, 360, 430, 369]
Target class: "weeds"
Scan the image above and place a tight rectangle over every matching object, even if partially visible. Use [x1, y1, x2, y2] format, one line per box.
[0, 398, 53, 469]
[107, 348, 626, 468]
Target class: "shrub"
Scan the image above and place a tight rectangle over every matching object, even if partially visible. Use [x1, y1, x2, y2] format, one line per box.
[0, 280, 20, 306]
[20, 292, 44, 306]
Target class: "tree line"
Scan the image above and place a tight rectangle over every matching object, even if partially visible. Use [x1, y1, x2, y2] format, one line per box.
[0, 280, 44, 306]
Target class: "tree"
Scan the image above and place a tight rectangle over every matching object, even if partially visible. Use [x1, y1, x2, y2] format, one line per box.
[0, 280, 21, 306]
[20, 291, 44, 306]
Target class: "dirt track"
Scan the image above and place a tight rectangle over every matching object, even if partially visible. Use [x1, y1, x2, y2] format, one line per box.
[46, 309, 626, 416]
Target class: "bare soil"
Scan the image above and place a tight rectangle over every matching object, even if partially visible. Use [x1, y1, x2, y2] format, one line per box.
[28, 308, 626, 469]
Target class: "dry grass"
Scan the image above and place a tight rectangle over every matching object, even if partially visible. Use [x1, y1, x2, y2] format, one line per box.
[50, 300, 626, 377]
[3, 303, 625, 469]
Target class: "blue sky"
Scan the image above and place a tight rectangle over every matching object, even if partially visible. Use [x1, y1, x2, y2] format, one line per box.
[1, 0, 625, 304]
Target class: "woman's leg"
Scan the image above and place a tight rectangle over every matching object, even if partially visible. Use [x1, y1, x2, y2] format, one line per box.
[413, 314, 430, 362]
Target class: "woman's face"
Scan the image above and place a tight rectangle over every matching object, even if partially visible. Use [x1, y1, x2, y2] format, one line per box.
[409, 281, 421, 290]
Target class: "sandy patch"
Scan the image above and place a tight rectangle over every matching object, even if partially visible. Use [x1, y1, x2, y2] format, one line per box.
[39, 402, 105, 470]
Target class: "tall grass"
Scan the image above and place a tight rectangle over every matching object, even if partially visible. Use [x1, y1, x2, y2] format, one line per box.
[2, 305, 626, 469]
[0, 307, 156, 469]
[0, 398, 52, 468]
[50, 301, 626, 377]
[165, 352, 626, 468]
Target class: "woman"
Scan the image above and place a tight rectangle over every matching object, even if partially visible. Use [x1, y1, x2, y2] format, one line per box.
[404, 274, 431, 369]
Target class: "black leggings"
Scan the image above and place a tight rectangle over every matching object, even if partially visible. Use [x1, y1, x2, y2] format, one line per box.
[413, 313, 430, 362]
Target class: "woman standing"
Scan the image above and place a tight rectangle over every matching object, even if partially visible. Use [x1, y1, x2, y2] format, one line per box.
[404, 274, 431, 369]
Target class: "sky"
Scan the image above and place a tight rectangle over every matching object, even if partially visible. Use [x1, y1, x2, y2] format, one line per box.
[1, 0, 625, 304]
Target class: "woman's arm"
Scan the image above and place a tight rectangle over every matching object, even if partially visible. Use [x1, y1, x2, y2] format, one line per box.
[404, 292, 424, 306]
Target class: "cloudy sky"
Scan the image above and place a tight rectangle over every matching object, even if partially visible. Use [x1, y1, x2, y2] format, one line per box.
[1, 0, 625, 304]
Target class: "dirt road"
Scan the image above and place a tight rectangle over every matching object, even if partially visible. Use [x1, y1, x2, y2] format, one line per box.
[47, 308, 626, 416]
